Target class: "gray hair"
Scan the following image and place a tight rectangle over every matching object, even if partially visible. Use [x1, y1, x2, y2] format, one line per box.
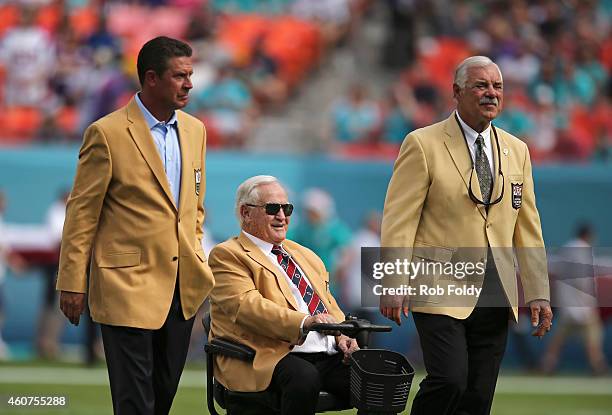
[454, 56, 502, 88]
[235, 175, 282, 224]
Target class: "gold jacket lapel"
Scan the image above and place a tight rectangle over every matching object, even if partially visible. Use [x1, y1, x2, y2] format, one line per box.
[443, 115, 487, 220]
[238, 234, 300, 311]
[486, 129, 508, 221]
[490, 127, 506, 208]
[177, 112, 192, 219]
[126, 99, 177, 211]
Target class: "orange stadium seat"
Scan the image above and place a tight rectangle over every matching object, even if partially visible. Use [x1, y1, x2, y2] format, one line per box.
[569, 107, 593, 149]
[216, 14, 269, 65]
[601, 36, 612, 71]
[419, 37, 471, 90]
[1, 107, 43, 143]
[0, 4, 20, 36]
[56, 105, 80, 137]
[263, 17, 322, 86]
[70, 7, 99, 39]
[36, 3, 62, 34]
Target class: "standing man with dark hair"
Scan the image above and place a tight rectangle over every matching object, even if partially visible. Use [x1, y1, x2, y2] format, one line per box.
[57, 36, 215, 415]
[380, 56, 553, 415]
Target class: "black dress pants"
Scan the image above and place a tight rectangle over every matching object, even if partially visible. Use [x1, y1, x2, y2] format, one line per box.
[101, 282, 195, 415]
[410, 266, 509, 415]
[269, 352, 351, 415]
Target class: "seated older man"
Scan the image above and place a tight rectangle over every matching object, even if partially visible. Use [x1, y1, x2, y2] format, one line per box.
[209, 175, 359, 415]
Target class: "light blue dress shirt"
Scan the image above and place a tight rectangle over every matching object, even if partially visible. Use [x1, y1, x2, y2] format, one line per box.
[135, 93, 182, 208]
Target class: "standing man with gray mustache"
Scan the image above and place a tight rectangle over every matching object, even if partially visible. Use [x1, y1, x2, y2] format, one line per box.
[379, 56, 552, 415]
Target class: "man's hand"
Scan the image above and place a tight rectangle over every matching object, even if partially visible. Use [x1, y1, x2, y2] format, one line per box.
[60, 291, 86, 326]
[304, 313, 340, 337]
[379, 294, 409, 326]
[336, 334, 359, 364]
[529, 299, 553, 338]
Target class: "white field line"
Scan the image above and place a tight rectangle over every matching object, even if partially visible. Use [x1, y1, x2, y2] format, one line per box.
[0, 367, 205, 388]
[0, 368, 610, 396]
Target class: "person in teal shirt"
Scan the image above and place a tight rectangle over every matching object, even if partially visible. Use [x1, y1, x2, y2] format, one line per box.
[288, 188, 352, 297]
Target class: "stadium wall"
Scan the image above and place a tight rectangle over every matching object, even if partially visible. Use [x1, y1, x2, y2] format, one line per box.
[1, 147, 611, 368]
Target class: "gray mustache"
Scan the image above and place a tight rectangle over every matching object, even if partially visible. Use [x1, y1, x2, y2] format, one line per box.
[480, 98, 498, 105]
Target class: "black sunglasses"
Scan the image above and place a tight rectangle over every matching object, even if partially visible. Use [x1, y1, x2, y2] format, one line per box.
[246, 203, 294, 216]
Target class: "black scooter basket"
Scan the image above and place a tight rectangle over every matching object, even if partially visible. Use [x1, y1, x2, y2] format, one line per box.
[350, 349, 414, 414]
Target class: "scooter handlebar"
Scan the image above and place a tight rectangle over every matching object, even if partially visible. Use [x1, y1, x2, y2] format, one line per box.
[308, 321, 392, 337]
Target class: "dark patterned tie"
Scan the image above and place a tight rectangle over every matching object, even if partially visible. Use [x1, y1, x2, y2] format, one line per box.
[475, 134, 493, 203]
[271, 245, 328, 315]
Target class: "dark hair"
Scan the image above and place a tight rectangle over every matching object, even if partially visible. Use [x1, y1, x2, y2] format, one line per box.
[137, 36, 192, 86]
[576, 223, 593, 240]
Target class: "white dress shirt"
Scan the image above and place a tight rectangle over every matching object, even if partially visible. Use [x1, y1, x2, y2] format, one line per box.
[455, 111, 494, 176]
[243, 231, 338, 354]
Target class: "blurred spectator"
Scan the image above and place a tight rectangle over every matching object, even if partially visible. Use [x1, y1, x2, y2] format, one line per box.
[575, 44, 608, 89]
[589, 103, 612, 162]
[288, 188, 352, 296]
[0, 191, 25, 360]
[494, 85, 535, 143]
[529, 85, 561, 159]
[556, 60, 597, 107]
[330, 84, 381, 143]
[0, 191, 9, 359]
[396, 66, 442, 128]
[497, 44, 540, 86]
[192, 65, 256, 147]
[49, 25, 92, 109]
[291, 0, 352, 45]
[211, 0, 291, 14]
[0, 1, 350, 147]
[528, 58, 559, 106]
[585, 92, 612, 161]
[37, 115, 66, 143]
[245, 37, 288, 110]
[85, 15, 122, 55]
[35, 191, 68, 360]
[380, 87, 415, 145]
[0, 0, 609, 161]
[78, 46, 135, 130]
[0, 6, 56, 108]
[36, 96, 82, 143]
[336, 211, 381, 313]
[592, 128, 612, 163]
[184, 5, 215, 41]
[382, 0, 416, 69]
[382, 0, 611, 162]
[541, 224, 608, 375]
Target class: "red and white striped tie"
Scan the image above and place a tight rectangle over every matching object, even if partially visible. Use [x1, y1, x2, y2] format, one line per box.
[271, 245, 328, 315]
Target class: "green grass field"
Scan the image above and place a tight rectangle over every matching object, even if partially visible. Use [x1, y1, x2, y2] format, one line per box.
[1, 363, 610, 414]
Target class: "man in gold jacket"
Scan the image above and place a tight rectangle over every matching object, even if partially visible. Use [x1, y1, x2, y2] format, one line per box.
[56, 37, 214, 415]
[380, 56, 553, 415]
[209, 175, 359, 415]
